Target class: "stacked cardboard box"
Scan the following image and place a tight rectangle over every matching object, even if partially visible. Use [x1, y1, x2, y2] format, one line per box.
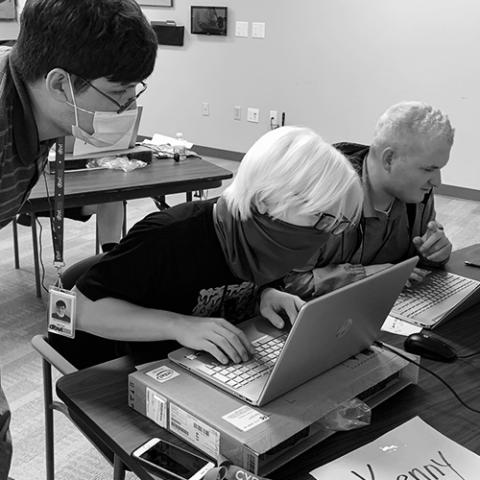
[128, 345, 418, 476]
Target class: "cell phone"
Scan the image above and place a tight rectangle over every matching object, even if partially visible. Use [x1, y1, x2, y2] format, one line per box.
[131, 438, 215, 480]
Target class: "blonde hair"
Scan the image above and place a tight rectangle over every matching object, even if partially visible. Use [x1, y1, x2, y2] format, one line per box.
[371, 101, 455, 154]
[222, 126, 363, 223]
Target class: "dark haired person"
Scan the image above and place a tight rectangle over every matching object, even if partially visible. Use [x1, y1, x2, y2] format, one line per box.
[0, 0, 157, 476]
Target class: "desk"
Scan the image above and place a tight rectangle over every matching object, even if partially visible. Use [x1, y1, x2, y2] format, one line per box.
[16, 157, 233, 297]
[56, 246, 480, 480]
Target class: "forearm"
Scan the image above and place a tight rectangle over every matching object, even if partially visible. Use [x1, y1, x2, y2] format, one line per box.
[284, 264, 366, 298]
[74, 287, 187, 342]
[73, 287, 255, 365]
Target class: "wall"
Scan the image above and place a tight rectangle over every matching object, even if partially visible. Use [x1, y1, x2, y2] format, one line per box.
[0, 0, 19, 40]
[7, 0, 480, 190]
[141, 0, 480, 191]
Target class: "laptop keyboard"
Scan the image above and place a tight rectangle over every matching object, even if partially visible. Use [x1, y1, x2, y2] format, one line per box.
[392, 272, 476, 318]
[201, 333, 288, 389]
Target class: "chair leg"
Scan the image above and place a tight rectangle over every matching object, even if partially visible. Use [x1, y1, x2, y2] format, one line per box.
[31, 213, 42, 298]
[12, 218, 20, 269]
[186, 191, 192, 202]
[42, 358, 55, 480]
[113, 454, 126, 480]
[122, 201, 127, 237]
[95, 221, 100, 255]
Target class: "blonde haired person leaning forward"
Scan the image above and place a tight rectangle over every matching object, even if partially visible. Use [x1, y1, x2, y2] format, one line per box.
[285, 101, 454, 299]
[60, 126, 363, 369]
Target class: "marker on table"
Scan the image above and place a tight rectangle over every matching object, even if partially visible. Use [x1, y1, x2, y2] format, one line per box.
[465, 261, 480, 268]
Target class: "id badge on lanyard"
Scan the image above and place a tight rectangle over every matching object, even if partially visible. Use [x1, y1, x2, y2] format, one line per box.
[47, 137, 76, 338]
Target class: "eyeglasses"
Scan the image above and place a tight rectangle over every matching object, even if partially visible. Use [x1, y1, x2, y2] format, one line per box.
[76, 76, 147, 114]
[314, 213, 353, 235]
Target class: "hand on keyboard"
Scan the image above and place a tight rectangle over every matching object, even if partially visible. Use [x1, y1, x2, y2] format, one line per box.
[406, 267, 430, 287]
[175, 316, 255, 365]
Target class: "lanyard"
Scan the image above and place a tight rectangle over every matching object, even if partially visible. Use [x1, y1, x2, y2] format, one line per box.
[51, 137, 66, 283]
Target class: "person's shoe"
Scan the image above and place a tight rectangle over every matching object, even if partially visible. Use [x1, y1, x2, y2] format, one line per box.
[16, 213, 32, 227]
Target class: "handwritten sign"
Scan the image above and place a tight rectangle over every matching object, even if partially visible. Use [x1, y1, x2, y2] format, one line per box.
[310, 417, 480, 479]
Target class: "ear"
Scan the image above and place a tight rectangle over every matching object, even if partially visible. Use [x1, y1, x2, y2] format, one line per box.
[45, 68, 72, 104]
[255, 197, 269, 214]
[380, 147, 396, 172]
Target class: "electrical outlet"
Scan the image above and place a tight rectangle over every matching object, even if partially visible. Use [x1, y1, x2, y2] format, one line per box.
[270, 110, 278, 128]
[252, 22, 265, 38]
[247, 108, 259, 123]
[235, 21, 248, 37]
[202, 102, 209, 116]
[234, 106, 242, 121]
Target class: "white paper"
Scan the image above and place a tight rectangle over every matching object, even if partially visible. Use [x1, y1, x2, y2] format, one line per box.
[310, 416, 480, 479]
[381, 315, 423, 336]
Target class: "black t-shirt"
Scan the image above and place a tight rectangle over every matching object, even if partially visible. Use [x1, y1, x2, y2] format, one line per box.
[76, 200, 257, 322]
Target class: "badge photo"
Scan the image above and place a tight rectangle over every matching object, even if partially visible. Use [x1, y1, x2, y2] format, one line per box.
[47, 286, 77, 338]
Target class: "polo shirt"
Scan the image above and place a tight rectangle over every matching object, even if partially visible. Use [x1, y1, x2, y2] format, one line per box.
[0, 46, 52, 230]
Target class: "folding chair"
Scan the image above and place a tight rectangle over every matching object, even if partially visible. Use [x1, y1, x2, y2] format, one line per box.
[13, 201, 127, 297]
[31, 253, 128, 480]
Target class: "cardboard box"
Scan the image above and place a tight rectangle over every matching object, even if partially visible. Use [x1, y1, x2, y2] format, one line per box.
[128, 345, 418, 476]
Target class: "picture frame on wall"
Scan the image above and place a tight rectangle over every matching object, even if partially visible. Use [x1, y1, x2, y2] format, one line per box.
[191, 6, 227, 36]
[136, 0, 173, 6]
[0, 0, 17, 21]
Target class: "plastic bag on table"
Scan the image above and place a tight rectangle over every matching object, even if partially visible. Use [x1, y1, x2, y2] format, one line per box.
[319, 397, 372, 431]
[86, 156, 147, 173]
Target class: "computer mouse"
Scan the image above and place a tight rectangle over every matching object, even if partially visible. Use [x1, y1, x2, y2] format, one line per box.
[404, 333, 457, 363]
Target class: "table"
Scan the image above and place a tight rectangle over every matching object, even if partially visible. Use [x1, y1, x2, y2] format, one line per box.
[56, 246, 480, 480]
[15, 156, 233, 297]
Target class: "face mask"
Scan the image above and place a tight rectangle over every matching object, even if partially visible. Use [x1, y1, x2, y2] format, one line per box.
[67, 74, 138, 148]
[214, 197, 332, 286]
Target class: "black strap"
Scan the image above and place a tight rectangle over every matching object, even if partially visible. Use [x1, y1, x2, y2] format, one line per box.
[51, 137, 66, 281]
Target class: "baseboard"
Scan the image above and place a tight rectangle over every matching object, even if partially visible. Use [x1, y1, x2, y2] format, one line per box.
[437, 184, 480, 202]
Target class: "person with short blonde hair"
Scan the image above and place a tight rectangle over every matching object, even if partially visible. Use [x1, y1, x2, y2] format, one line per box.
[224, 126, 363, 223]
[285, 101, 454, 299]
[62, 126, 363, 371]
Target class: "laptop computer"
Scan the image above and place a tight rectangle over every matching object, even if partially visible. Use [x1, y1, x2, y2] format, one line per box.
[169, 256, 418, 406]
[389, 267, 480, 329]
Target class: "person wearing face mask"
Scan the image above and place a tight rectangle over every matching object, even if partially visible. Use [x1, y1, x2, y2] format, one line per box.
[0, 0, 157, 477]
[284, 101, 454, 300]
[55, 126, 363, 370]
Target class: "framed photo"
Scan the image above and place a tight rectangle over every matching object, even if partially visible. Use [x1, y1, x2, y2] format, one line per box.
[0, 0, 17, 21]
[191, 6, 227, 36]
[136, 0, 173, 6]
